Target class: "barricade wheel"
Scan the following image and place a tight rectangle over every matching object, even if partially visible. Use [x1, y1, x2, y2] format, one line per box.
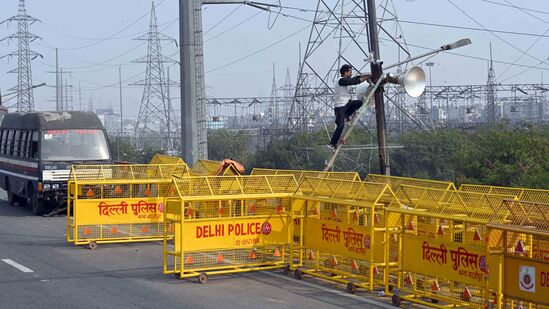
[346, 282, 356, 294]
[198, 272, 208, 284]
[88, 241, 98, 250]
[283, 264, 290, 275]
[294, 269, 303, 280]
[391, 295, 401, 307]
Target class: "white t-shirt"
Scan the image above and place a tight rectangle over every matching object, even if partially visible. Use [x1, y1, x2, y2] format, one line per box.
[333, 76, 363, 107]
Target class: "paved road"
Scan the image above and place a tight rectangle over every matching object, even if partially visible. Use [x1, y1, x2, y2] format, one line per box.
[0, 191, 398, 309]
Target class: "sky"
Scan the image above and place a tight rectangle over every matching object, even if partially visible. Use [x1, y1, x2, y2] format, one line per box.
[0, 0, 548, 117]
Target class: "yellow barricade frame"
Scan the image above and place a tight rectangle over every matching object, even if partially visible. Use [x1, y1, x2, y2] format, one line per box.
[459, 184, 549, 204]
[384, 207, 503, 308]
[251, 168, 360, 182]
[486, 224, 549, 309]
[191, 159, 241, 176]
[67, 164, 190, 248]
[149, 154, 186, 165]
[388, 185, 517, 222]
[290, 177, 398, 292]
[487, 199, 549, 309]
[163, 175, 300, 281]
[365, 174, 457, 192]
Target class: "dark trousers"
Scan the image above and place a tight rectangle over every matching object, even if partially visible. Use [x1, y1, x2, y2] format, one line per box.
[329, 99, 363, 146]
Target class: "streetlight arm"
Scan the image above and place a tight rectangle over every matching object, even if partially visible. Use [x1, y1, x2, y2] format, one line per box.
[441, 38, 472, 51]
[383, 38, 472, 70]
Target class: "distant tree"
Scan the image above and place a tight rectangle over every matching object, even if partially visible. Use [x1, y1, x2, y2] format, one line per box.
[208, 129, 253, 168]
[108, 137, 166, 164]
[391, 123, 549, 189]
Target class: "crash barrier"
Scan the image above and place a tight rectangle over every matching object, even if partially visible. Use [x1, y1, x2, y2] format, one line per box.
[251, 168, 360, 182]
[163, 175, 300, 283]
[487, 199, 549, 309]
[67, 164, 190, 249]
[289, 177, 398, 292]
[365, 174, 457, 192]
[149, 154, 185, 165]
[190, 159, 241, 176]
[459, 184, 549, 204]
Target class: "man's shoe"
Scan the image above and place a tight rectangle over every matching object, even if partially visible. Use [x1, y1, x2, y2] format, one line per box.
[327, 144, 337, 151]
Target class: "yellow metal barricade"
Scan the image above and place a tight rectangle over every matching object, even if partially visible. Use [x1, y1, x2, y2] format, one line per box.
[191, 159, 241, 176]
[365, 174, 457, 191]
[251, 168, 360, 182]
[289, 177, 398, 292]
[487, 199, 549, 309]
[384, 208, 501, 308]
[382, 187, 519, 308]
[163, 175, 300, 283]
[67, 164, 190, 249]
[149, 154, 185, 165]
[388, 185, 516, 221]
[459, 184, 549, 204]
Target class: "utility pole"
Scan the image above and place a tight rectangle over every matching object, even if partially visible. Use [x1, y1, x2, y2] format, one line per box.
[119, 66, 122, 161]
[180, 0, 200, 165]
[60, 68, 63, 111]
[56, 48, 59, 111]
[366, 0, 390, 175]
[425, 62, 435, 110]
[180, 0, 267, 164]
[78, 81, 82, 111]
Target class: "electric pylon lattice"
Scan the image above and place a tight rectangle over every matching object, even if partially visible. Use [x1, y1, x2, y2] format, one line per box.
[132, 1, 178, 151]
[1, 0, 42, 112]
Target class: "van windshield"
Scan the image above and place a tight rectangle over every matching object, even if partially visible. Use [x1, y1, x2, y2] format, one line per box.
[41, 129, 110, 161]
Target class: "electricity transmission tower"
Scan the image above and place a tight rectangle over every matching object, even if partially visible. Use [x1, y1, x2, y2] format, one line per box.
[133, 2, 178, 151]
[486, 43, 497, 123]
[289, 0, 373, 132]
[0, 0, 42, 112]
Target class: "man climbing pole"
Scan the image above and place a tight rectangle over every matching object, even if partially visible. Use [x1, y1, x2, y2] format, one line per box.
[328, 64, 371, 150]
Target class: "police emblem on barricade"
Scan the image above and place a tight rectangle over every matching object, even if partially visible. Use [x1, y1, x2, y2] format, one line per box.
[519, 265, 536, 292]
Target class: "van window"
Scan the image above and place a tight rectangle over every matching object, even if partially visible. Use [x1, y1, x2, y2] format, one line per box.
[6, 130, 14, 156]
[21, 131, 29, 158]
[30, 131, 38, 159]
[13, 131, 21, 157]
[0, 130, 5, 154]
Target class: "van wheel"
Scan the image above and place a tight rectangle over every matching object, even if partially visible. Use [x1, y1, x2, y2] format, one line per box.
[15, 196, 27, 207]
[5, 180, 15, 206]
[32, 196, 47, 216]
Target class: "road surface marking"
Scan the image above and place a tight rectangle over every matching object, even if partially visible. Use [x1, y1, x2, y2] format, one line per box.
[1, 259, 34, 273]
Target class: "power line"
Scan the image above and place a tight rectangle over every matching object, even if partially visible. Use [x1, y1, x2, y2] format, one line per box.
[206, 23, 310, 74]
[478, 0, 549, 16]
[382, 38, 549, 72]
[446, 0, 548, 66]
[395, 19, 549, 38]
[497, 27, 549, 80]
[50, 0, 168, 51]
[501, 0, 549, 25]
[204, 4, 243, 35]
[37, 18, 178, 70]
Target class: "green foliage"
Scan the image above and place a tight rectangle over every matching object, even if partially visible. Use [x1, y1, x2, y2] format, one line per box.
[391, 123, 549, 189]
[208, 129, 253, 168]
[108, 137, 165, 164]
[249, 128, 379, 174]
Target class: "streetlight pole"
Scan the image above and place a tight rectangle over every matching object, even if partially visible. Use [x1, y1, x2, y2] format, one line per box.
[425, 62, 434, 110]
